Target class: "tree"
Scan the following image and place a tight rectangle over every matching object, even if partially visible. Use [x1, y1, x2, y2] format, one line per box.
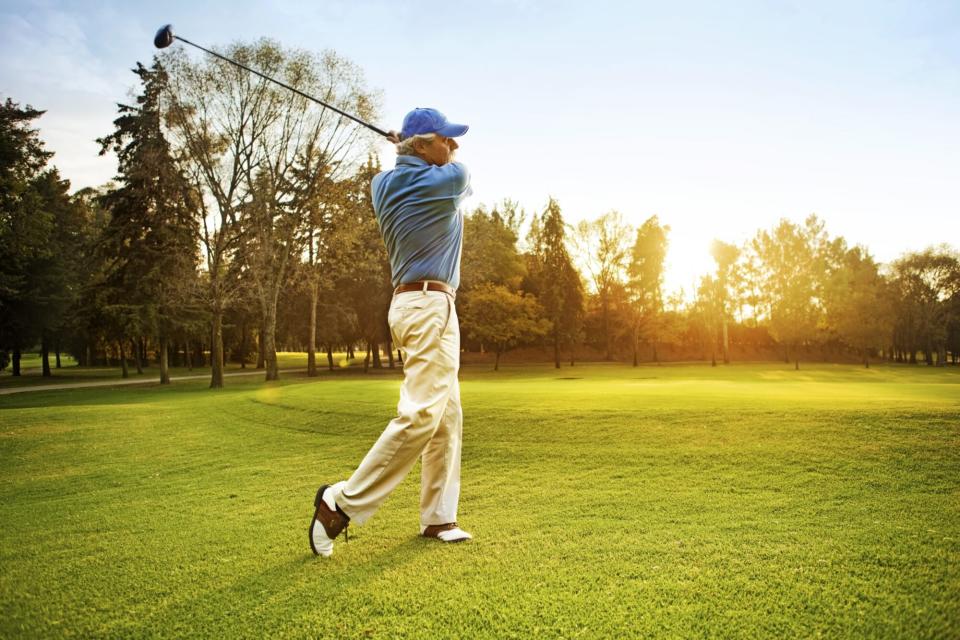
[694, 274, 723, 365]
[298, 167, 342, 376]
[332, 157, 393, 373]
[460, 200, 526, 292]
[460, 283, 549, 370]
[162, 41, 379, 385]
[574, 211, 632, 360]
[823, 245, 892, 367]
[525, 198, 584, 368]
[626, 216, 669, 366]
[890, 248, 960, 366]
[751, 215, 828, 369]
[709, 240, 740, 364]
[62, 186, 112, 369]
[0, 99, 81, 376]
[97, 60, 200, 384]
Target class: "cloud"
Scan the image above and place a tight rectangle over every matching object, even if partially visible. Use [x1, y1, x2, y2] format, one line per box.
[0, 2, 140, 189]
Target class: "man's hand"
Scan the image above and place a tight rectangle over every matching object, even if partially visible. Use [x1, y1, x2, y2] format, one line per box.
[386, 130, 401, 144]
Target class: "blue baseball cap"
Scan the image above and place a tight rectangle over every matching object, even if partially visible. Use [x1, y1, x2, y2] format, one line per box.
[400, 108, 469, 140]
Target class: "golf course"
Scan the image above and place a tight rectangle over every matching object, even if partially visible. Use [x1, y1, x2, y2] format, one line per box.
[1, 362, 957, 638]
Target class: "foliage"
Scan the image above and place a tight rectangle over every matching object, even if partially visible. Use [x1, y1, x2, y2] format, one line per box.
[889, 247, 960, 366]
[749, 215, 828, 368]
[573, 211, 632, 360]
[460, 283, 549, 369]
[525, 198, 584, 367]
[0, 99, 85, 375]
[626, 215, 669, 364]
[460, 202, 526, 292]
[161, 40, 379, 384]
[95, 60, 201, 381]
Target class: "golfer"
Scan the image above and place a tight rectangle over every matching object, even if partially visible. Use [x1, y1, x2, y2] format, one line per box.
[309, 108, 473, 557]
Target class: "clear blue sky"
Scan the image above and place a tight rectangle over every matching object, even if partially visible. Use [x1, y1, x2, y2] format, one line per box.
[2, 0, 958, 295]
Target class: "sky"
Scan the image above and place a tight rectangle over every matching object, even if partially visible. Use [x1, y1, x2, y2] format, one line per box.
[2, 0, 958, 297]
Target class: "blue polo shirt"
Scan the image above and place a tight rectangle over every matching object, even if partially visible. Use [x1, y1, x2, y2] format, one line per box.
[371, 155, 472, 289]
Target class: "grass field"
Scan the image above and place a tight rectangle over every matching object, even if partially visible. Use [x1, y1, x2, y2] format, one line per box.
[1, 363, 958, 638]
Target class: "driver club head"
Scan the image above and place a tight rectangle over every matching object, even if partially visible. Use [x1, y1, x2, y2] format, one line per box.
[154, 24, 175, 49]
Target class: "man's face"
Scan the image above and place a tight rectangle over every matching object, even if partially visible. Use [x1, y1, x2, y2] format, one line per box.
[415, 134, 459, 166]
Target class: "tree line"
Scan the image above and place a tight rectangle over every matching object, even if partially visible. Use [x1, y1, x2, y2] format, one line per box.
[2, 41, 958, 385]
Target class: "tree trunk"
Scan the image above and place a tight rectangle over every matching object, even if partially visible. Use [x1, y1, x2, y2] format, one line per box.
[185, 342, 192, 371]
[257, 323, 266, 369]
[239, 319, 248, 370]
[722, 318, 730, 364]
[132, 338, 143, 375]
[363, 343, 371, 373]
[119, 339, 129, 379]
[326, 345, 335, 371]
[553, 329, 560, 369]
[263, 305, 279, 381]
[863, 348, 869, 369]
[397, 349, 403, 365]
[12, 343, 21, 376]
[348, 345, 355, 360]
[41, 334, 51, 377]
[387, 339, 395, 368]
[307, 281, 318, 377]
[160, 336, 171, 384]
[210, 314, 225, 388]
[603, 299, 611, 361]
[494, 346, 501, 371]
[372, 341, 382, 368]
[55, 339, 62, 369]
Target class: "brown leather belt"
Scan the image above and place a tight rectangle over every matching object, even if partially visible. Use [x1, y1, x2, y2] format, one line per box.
[394, 281, 456, 298]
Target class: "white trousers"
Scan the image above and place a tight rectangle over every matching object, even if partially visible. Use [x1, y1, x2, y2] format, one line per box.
[331, 289, 462, 527]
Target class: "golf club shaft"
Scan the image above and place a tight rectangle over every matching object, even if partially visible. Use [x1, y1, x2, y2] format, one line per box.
[173, 34, 391, 139]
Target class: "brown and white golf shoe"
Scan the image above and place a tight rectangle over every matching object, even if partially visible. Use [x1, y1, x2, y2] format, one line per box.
[421, 522, 473, 543]
[309, 484, 350, 557]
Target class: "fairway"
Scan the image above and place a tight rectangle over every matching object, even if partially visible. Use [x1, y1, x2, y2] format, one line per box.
[1, 363, 958, 638]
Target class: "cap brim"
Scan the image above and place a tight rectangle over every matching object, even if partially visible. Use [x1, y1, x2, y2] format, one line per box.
[436, 123, 469, 137]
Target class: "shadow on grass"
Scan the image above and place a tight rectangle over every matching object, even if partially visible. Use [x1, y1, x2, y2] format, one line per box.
[121, 535, 438, 635]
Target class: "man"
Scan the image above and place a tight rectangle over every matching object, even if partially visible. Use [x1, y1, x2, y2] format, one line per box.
[309, 108, 473, 557]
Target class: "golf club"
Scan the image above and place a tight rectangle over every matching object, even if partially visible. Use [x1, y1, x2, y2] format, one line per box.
[153, 24, 392, 139]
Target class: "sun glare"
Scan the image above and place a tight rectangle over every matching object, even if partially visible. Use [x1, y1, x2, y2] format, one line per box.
[663, 231, 718, 303]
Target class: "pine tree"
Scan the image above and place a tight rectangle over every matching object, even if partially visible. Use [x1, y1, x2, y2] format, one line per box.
[97, 60, 199, 384]
[0, 99, 80, 376]
[526, 198, 583, 368]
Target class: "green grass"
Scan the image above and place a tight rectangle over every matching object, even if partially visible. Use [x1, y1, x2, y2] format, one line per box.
[1, 363, 958, 638]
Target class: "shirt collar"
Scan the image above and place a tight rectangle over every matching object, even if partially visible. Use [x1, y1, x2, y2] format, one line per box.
[396, 154, 429, 167]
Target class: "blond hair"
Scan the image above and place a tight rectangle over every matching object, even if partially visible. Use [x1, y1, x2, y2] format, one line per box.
[396, 132, 437, 156]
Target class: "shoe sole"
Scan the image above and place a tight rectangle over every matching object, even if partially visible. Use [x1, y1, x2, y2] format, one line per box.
[422, 532, 472, 543]
[423, 536, 470, 543]
[308, 484, 330, 556]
